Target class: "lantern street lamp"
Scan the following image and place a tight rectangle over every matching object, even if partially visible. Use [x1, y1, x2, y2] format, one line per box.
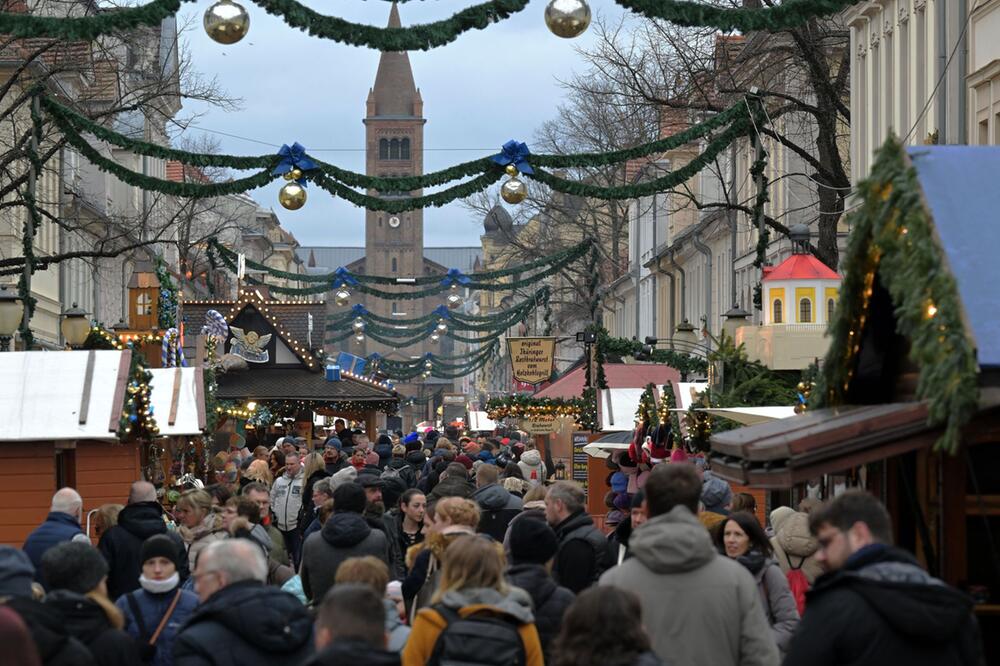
[0, 285, 22, 351]
[61, 303, 91, 348]
[674, 319, 699, 349]
[722, 304, 751, 340]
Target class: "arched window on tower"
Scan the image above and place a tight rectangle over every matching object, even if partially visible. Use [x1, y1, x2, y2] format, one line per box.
[827, 298, 836, 322]
[390, 139, 400, 159]
[379, 139, 388, 160]
[799, 298, 812, 323]
[401, 138, 410, 160]
[772, 299, 783, 324]
[391, 257, 397, 273]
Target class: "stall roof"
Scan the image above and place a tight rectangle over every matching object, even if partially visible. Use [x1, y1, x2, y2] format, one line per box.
[148, 367, 206, 436]
[216, 367, 396, 402]
[533, 363, 681, 399]
[907, 146, 1000, 368]
[468, 411, 496, 432]
[694, 406, 796, 426]
[597, 388, 647, 432]
[709, 402, 933, 488]
[0, 350, 129, 442]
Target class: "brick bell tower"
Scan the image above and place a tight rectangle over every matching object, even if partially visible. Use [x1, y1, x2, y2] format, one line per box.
[362, 2, 426, 358]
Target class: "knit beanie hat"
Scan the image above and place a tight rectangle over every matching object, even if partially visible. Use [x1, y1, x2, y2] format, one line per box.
[0, 547, 35, 598]
[509, 517, 559, 565]
[41, 542, 108, 594]
[700, 471, 733, 514]
[332, 483, 367, 514]
[610, 472, 628, 494]
[324, 436, 343, 450]
[330, 465, 358, 490]
[140, 534, 182, 569]
[455, 454, 474, 471]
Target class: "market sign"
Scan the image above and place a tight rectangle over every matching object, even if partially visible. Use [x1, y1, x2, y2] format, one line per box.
[507, 337, 557, 385]
[522, 417, 556, 435]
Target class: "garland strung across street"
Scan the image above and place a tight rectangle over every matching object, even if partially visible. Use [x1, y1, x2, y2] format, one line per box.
[813, 137, 978, 455]
[40, 92, 765, 213]
[368, 340, 500, 380]
[0, 0, 861, 49]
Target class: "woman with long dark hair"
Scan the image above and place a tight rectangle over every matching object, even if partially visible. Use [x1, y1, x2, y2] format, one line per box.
[550, 586, 661, 666]
[715, 511, 800, 655]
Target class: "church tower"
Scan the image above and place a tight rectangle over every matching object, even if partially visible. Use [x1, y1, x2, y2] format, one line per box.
[363, 2, 426, 341]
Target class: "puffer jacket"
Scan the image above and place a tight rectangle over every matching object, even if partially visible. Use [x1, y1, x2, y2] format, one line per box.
[44, 590, 142, 666]
[506, 563, 574, 661]
[100, 502, 189, 601]
[517, 450, 547, 485]
[115, 586, 200, 666]
[270, 469, 304, 532]
[769, 507, 823, 585]
[172, 581, 312, 666]
[472, 483, 522, 541]
[300, 511, 390, 603]
[23, 513, 87, 579]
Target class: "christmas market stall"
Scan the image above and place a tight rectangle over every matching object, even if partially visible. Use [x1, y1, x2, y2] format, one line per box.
[0, 349, 205, 546]
[708, 141, 1000, 660]
[183, 288, 398, 445]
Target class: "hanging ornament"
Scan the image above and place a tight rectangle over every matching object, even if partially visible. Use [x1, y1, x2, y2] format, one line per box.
[204, 0, 250, 45]
[334, 288, 351, 307]
[430, 332, 441, 343]
[436, 319, 448, 334]
[424, 358, 433, 371]
[278, 182, 307, 210]
[505, 164, 518, 177]
[501, 175, 528, 204]
[354, 332, 365, 344]
[446, 284, 463, 310]
[352, 318, 365, 333]
[544, 0, 591, 39]
[422, 370, 431, 378]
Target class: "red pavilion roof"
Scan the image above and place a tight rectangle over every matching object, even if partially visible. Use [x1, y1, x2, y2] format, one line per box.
[762, 254, 841, 282]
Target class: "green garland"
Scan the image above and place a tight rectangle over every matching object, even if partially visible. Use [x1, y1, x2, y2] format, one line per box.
[1, 0, 859, 46]
[636, 383, 659, 426]
[814, 137, 978, 454]
[659, 381, 683, 444]
[155, 256, 178, 330]
[615, 0, 860, 32]
[118, 345, 159, 441]
[597, 328, 709, 377]
[18, 95, 44, 349]
[371, 341, 499, 380]
[749, 142, 771, 311]
[486, 395, 586, 420]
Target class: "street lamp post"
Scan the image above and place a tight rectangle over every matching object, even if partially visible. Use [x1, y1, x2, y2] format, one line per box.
[674, 319, 698, 350]
[0, 285, 23, 351]
[61, 303, 91, 348]
[722, 304, 751, 341]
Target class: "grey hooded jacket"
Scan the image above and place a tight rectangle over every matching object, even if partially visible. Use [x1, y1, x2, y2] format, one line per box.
[599, 505, 780, 666]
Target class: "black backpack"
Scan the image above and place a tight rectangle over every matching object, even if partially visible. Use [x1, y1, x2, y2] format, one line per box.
[428, 604, 527, 666]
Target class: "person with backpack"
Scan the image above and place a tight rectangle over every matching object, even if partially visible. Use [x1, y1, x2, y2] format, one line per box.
[115, 535, 199, 666]
[402, 534, 543, 666]
[715, 511, 799, 656]
[472, 464, 522, 541]
[768, 506, 822, 615]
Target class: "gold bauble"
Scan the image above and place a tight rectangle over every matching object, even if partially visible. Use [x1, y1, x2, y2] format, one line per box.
[204, 0, 250, 45]
[544, 0, 591, 38]
[335, 288, 351, 307]
[505, 164, 518, 177]
[289, 167, 303, 181]
[354, 333, 365, 344]
[436, 320, 448, 334]
[283, 172, 294, 181]
[500, 176, 528, 204]
[447, 292, 463, 310]
[278, 182, 307, 210]
[352, 318, 365, 333]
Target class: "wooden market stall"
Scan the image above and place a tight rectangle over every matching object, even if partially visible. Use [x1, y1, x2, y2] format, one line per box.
[183, 288, 398, 447]
[0, 350, 205, 547]
[708, 142, 1000, 662]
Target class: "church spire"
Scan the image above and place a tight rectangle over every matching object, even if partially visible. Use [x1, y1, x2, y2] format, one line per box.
[368, 2, 420, 118]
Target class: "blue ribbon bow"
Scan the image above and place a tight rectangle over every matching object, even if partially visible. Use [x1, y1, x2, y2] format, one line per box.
[332, 267, 359, 289]
[441, 268, 471, 287]
[491, 140, 533, 175]
[432, 305, 451, 319]
[369, 352, 382, 362]
[351, 304, 368, 316]
[272, 142, 317, 185]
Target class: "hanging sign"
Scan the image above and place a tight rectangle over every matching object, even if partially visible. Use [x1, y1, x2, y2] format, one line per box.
[522, 417, 556, 435]
[507, 337, 557, 385]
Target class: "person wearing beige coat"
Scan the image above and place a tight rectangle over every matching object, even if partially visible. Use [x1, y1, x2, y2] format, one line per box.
[768, 507, 823, 585]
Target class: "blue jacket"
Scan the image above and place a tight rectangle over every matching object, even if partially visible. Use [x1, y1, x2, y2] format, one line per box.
[115, 586, 199, 666]
[23, 512, 86, 577]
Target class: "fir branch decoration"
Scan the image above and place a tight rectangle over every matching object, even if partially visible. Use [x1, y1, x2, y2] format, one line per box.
[0, 0, 187, 40]
[597, 328, 709, 377]
[614, 0, 860, 32]
[813, 137, 979, 454]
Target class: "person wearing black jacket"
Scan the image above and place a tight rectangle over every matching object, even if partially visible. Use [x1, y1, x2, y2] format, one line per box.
[173, 539, 312, 666]
[99, 481, 188, 601]
[506, 515, 574, 662]
[545, 482, 612, 594]
[305, 584, 400, 666]
[40, 542, 142, 666]
[784, 490, 984, 666]
[0, 546, 95, 666]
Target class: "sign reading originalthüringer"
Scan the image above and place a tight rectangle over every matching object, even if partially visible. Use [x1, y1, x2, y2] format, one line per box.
[507, 337, 557, 385]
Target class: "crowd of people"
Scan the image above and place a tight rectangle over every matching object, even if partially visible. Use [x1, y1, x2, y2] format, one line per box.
[2, 419, 986, 665]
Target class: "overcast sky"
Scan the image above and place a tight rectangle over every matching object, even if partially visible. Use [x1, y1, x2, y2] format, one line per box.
[179, 0, 622, 248]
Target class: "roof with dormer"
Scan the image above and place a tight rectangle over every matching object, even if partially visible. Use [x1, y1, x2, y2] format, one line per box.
[762, 254, 841, 282]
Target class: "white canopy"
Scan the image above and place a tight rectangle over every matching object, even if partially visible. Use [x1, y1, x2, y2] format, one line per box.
[597, 388, 646, 432]
[148, 367, 206, 436]
[467, 411, 496, 432]
[695, 406, 796, 425]
[0, 350, 128, 441]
